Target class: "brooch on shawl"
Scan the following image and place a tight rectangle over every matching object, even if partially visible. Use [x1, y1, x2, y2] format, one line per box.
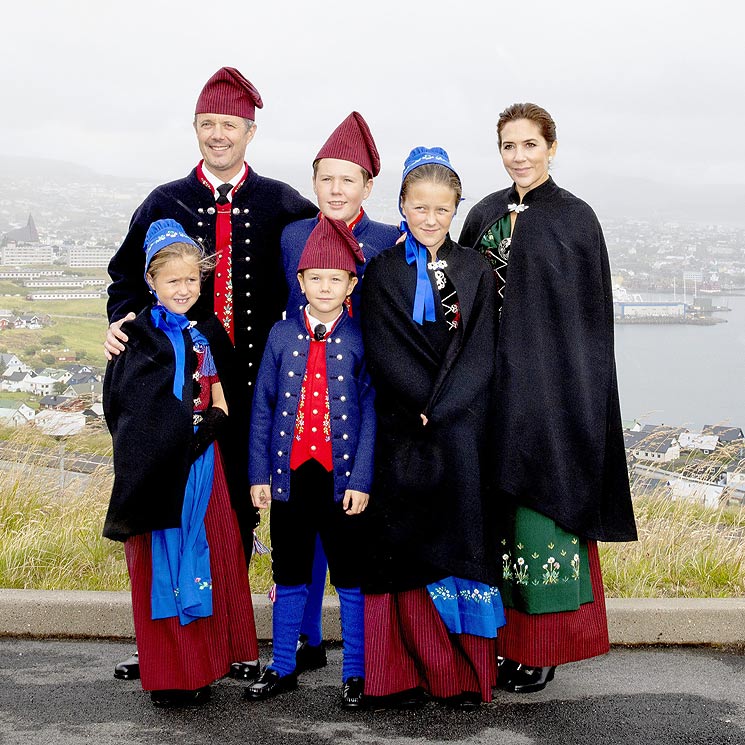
[508, 203, 529, 213]
[427, 259, 448, 270]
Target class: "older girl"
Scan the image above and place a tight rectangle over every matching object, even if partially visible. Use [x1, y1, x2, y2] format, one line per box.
[361, 148, 504, 710]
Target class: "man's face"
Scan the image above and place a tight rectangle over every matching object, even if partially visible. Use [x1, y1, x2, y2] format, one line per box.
[194, 113, 256, 180]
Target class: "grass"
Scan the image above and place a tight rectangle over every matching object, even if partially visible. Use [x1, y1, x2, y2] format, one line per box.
[0, 427, 743, 597]
[0, 297, 108, 368]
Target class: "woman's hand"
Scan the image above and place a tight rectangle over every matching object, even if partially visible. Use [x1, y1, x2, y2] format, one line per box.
[420, 413, 429, 426]
[343, 489, 369, 515]
[251, 484, 271, 509]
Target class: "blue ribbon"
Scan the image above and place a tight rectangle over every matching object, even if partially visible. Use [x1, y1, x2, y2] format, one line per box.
[401, 221, 436, 325]
[150, 305, 191, 400]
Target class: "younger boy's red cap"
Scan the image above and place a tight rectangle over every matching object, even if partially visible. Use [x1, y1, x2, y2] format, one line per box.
[297, 218, 365, 275]
[195, 67, 263, 120]
[314, 111, 381, 177]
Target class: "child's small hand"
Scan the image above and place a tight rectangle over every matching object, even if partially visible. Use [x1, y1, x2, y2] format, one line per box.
[343, 489, 369, 515]
[420, 413, 428, 426]
[251, 484, 271, 509]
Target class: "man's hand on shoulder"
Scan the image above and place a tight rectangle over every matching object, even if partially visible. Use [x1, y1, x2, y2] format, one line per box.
[104, 312, 136, 360]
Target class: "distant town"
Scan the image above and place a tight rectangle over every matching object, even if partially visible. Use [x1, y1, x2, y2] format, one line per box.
[0, 163, 743, 512]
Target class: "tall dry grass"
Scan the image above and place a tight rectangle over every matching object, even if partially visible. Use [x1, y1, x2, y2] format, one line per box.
[0, 428, 743, 596]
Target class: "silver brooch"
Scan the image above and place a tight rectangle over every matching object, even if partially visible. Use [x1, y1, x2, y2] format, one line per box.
[507, 203, 528, 213]
[427, 259, 448, 270]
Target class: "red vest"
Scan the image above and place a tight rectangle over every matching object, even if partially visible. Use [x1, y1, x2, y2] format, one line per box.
[289, 315, 337, 471]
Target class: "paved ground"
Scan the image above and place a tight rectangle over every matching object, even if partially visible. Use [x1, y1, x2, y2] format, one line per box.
[0, 639, 743, 745]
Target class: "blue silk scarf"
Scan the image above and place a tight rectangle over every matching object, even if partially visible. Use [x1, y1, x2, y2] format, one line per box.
[401, 220, 436, 325]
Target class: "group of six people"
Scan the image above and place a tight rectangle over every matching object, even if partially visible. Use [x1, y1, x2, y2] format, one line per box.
[102, 66, 637, 711]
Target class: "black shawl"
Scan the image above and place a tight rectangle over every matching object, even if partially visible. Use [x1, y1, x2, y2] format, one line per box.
[360, 238, 500, 593]
[102, 310, 243, 541]
[459, 177, 636, 542]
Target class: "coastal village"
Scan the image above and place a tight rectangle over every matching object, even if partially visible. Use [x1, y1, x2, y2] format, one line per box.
[1, 171, 744, 507]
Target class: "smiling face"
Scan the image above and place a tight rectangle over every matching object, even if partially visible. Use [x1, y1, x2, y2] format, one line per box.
[312, 158, 372, 224]
[499, 118, 557, 199]
[194, 113, 256, 180]
[147, 255, 201, 315]
[400, 180, 458, 257]
[297, 267, 358, 323]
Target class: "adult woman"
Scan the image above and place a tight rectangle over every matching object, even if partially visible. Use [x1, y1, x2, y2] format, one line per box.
[361, 147, 504, 710]
[459, 103, 637, 693]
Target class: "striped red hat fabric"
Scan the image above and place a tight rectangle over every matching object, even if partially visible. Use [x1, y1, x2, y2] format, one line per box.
[314, 111, 381, 177]
[195, 67, 264, 120]
[297, 217, 365, 275]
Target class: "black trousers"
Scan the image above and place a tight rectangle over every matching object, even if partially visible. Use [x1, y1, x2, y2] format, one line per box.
[270, 460, 366, 588]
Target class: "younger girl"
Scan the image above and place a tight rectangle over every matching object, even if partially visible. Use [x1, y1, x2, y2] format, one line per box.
[360, 148, 505, 710]
[103, 218, 258, 707]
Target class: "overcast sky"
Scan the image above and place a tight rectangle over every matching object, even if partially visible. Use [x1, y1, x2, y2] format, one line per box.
[3, 1, 744, 206]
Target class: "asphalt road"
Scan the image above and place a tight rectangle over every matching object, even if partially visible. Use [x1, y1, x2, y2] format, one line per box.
[1, 639, 743, 745]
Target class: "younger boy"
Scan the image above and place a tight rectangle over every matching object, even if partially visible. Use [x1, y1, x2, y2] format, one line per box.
[247, 217, 375, 709]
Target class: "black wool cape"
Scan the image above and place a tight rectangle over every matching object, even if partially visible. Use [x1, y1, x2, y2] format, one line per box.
[360, 238, 500, 593]
[459, 177, 637, 542]
[102, 310, 240, 542]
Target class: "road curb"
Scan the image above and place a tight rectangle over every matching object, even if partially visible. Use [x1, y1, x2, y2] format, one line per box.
[1, 590, 744, 645]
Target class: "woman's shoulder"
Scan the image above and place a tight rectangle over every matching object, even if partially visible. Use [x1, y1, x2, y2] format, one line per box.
[466, 186, 513, 216]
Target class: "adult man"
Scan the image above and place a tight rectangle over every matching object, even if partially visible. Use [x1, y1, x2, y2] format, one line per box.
[105, 66, 317, 683]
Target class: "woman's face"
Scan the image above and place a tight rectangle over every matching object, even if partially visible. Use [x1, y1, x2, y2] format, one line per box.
[499, 119, 557, 199]
[400, 180, 458, 256]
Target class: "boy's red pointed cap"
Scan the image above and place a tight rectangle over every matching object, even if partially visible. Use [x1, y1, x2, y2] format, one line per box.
[314, 111, 380, 177]
[297, 217, 365, 275]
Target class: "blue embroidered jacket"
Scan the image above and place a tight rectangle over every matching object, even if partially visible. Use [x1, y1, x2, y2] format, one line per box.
[281, 213, 400, 317]
[249, 310, 376, 502]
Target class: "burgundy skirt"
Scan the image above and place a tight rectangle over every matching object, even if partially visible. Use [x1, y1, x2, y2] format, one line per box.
[496, 540, 610, 667]
[125, 447, 258, 691]
[364, 588, 497, 702]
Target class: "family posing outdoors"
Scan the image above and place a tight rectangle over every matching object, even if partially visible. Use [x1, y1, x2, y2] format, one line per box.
[101, 66, 637, 712]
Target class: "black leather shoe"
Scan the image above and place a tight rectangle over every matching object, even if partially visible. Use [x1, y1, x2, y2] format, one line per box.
[244, 668, 298, 701]
[496, 656, 520, 688]
[229, 660, 260, 681]
[504, 665, 556, 693]
[114, 652, 140, 680]
[295, 636, 327, 672]
[150, 686, 211, 707]
[341, 676, 365, 710]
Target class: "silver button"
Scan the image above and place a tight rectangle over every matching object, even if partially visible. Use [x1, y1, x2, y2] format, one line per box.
[197, 208, 204, 214]
[337, 375, 344, 381]
[343, 433, 349, 440]
[243, 208, 250, 214]
[280, 431, 286, 437]
[248, 362, 253, 367]
[288, 371, 294, 377]
[293, 351, 299, 357]
[216, 292, 221, 297]
[247, 326, 252, 331]
[342, 414, 348, 421]
[197, 221, 203, 227]
[311, 427, 317, 433]
[343, 454, 350, 460]
[282, 411, 288, 416]
[233, 207, 240, 215]
[277, 451, 283, 456]
[244, 222, 251, 228]
[277, 468, 282, 474]
[335, 338, 341, 343]
[312, 409, 318, 415]
[246, 309, 251, 314]
[340, 396, 346, 402]
[315, 373, 321, 378]
[345, 471, 351, 477]
[336, 354, 343, 360]
[313, 391, 319, 397]
[207, 207, 215, 215]
[311, 445, 317, 451]
[298, 335, 304, 340]
[249, 344, 253, 349]
[285, 392, 291, 398]
[244, 239, 251, 245]
[277, 488, 282, 494]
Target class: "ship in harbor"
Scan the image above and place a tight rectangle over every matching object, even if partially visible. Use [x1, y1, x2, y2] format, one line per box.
[612, 284, 728, 325]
